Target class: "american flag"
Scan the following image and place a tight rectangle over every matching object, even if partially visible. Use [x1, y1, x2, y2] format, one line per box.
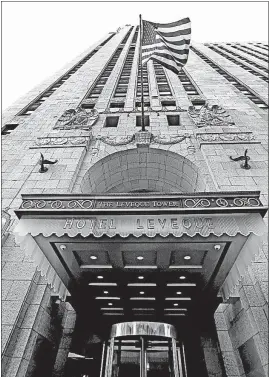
[141, 17, 191, 74]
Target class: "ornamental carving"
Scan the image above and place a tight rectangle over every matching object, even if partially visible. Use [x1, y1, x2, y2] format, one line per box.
[196, 132, 255, 144]
[152, 134, 190, 145]
[96, 132, 192, 147]
[188, 103, 235, 128]
[54, 107, 99, 130]
[135, 131, 153, 146]
[32, 136, 92, 149]
[18, 193, 263, 212]
[96, 135, 135, 146]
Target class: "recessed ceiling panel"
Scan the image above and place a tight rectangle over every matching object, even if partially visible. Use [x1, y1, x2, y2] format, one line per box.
[74, 250, 111, 266]
[122, 250, 157, 266]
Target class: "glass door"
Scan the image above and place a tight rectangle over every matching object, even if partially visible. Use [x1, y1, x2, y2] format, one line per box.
[111, 339, 141, 377]
[103, 337, 180, 377]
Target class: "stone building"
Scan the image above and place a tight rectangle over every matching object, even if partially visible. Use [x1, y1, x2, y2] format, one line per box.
[1, 24, 268, 377]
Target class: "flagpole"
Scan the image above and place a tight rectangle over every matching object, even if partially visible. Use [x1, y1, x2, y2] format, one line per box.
[139, 14, 145, 132]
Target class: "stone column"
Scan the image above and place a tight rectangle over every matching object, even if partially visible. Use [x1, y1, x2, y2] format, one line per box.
[215, 253, 268, 377]
[52, 302, 77, 377]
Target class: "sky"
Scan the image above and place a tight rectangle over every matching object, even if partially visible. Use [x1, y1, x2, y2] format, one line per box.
[2, 1, 268, 110]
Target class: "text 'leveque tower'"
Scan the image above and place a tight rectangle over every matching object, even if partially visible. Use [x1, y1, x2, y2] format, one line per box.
[2, 25, 268, 377]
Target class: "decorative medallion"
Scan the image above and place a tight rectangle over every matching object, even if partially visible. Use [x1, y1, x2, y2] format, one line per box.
[54, 107, 99, 130]
[188, 103, 235, 128]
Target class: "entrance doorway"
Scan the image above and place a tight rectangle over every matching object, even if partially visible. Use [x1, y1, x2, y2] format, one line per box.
[100, 321, 186, 377]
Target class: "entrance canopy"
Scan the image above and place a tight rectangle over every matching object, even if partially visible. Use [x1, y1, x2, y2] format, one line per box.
[14, 191, 267, 308]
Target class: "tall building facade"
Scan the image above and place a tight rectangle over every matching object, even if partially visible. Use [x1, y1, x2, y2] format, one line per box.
[2, 25, 268, 377]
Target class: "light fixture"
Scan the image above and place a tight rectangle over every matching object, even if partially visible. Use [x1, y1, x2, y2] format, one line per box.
[97, 276, 104, 279]
[90, 256, 97, 260]
[179, 276, 186, 280]
[174, 303, 179, 307]
[214, 244, 221, 250]
[140, 291, 145, 295]
[60, 244, 66, 250]
[184, 256, 191, 260]
[138, 276, 144, 280]
[108, 303, 113, 306]
[104, 291, 109, 294]
[176, 291, 182, 295]
[137, 256, 144, 260]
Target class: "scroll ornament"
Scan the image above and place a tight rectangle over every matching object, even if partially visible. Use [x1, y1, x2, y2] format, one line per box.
[188, 103, 235, 128]
[54, 107, 99, 130]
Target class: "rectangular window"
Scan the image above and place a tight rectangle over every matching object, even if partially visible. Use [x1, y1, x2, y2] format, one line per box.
[136, 115, 150, 127]
[105, 116, 119, 127]
[161, 101, 176, 107]
[167, 115, 180, 126]
[110, 102, 124, 108]
[1, 124, 19, 135]
[81, 104, 95, 109]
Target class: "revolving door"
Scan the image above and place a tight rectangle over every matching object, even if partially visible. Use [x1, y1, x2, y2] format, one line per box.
[100, 322, 187, 377]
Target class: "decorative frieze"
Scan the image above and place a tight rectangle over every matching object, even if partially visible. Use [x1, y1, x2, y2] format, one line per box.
[31, 135, 92, 149]
[196, 132, 257, 145]
[97, 132, 192, 147]
[17, 191, 264, 214]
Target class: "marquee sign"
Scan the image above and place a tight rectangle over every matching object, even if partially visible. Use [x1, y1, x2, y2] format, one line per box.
[16, 191, 266, 217]
[15, 213, 266, 239]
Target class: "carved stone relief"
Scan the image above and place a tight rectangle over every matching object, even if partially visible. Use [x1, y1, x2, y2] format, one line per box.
[32, 136, 92, 149]
[96, 131, 195, 149]
[54, 107, 99, 130]
[196, 132, 256, 145]
[188, 103, 235, 128]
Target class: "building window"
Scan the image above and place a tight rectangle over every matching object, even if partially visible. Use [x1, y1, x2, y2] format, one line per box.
[167, 115, 180, 126]
[136, 64, 149, 97]
[110, 102, 124, 108]
[113, 47, 135, 100]
[81, 104, 95, 109]
[120, 27, 133, 44]
[131, 26, 139, 44]
[207, 45, 268, 81]
[17, 42, 108, 117]
[153, 61, 172, 96]
[85, 48, 123, 101]
[105, 116, 119, 127]
[191, 46, 269, 110]
[1, 124, 19, 135]
[136, 115, 149, 127]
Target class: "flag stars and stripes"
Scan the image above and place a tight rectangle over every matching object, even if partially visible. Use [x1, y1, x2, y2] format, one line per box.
[141, 17, 191, 74]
